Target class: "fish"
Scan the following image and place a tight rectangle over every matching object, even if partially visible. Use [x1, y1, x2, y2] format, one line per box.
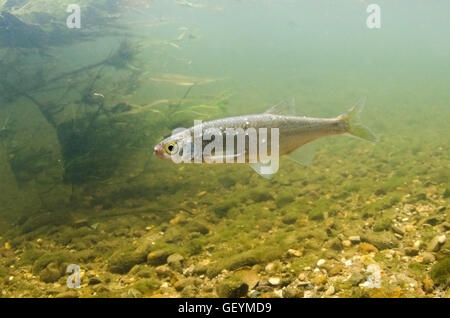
[153, 98, 377, 178]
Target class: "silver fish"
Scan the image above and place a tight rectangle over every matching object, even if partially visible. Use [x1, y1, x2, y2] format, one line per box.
[154, 98, 377, 178]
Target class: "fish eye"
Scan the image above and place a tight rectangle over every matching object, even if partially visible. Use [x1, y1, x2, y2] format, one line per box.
[164, 142, 178, 154]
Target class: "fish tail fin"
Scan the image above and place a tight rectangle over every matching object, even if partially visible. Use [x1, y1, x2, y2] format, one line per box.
[339, 97, 378, 143]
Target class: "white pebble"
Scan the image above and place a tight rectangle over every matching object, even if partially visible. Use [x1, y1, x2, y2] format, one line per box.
[317, 259, 326, 267]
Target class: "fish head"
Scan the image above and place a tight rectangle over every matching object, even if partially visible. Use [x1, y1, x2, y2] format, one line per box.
[153, 128, 192, 162]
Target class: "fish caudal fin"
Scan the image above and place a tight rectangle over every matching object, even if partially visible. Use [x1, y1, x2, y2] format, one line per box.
[340, 97, 378, 143]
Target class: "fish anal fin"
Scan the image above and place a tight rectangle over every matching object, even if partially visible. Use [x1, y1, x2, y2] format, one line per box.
[287, 142, 318, 167]
[250, 162, 275, 179]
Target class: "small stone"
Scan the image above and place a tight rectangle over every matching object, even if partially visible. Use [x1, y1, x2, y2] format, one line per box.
[216, 275, 248, 298]
[348, 273, 365, 286]
[88, 277, 102, 285]
[342, 240, 351, 247]
[287, 249, 302, 257]
[422, 277, 434, 293]
[311, 273, 327, 286]
[421, 252, 436, 264]
[268, 277, 281, 286]
[40, 263, 62, 283]
[324, 285, 335, 296]
[167, 253, 184, 269]
[427, 235, 446, 252]
[282, 286, 303, 298]
[391, 225, 405, 236]
[316, 259, 326, 267]
[405, 247, 419, 256]
[298, 273, 307, 281]
[328, 238, 343, 251]
[55, 291, 79, 298]
[349, 236, 361, 244]
[358, 243, 378, 254]
[147, 250, 172, 266]
[73, 219, 89, 228]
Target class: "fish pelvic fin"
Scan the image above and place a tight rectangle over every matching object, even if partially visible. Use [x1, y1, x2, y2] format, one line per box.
[339, 97, 378, 143]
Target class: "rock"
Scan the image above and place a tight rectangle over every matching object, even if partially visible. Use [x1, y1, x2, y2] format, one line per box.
[268, 277, 281, 286]
[73, 219, 89, 228]
[349, 236, 361, 244]
[265, 262, 281, 274]
[287, 249, 302, 257]
[426, 217, 444, 226]
[430, 257, 450, 286]
[325, 285, 335, 296]
[147, 250, 172, 266]
[108, 250, 146, 274]
[405, 247, 419, 256]
[282, 214, 297, 225]
[155, 264, 172, 278]
[327, 238, 343, 251]
[39, 262, 62, 283]
[441, 222, 450, 231]
[311, 273, 327, 286]
[427, 235, 446, 252]
[422, 252, 436, 264]
[348, 273, 365, 286]
[185, 221, 209, 235]
[88, 277, 102, 285]
[174, 277, 199, 291]
[342, 240, 351, 247]
[361, 232, 399, 250]
[216, 275, 249, 298]
[422, 277, 434, 293]
[234, 270, 260, 290]
[282, 286, 303, 298]
[55, 291, 79, 298]
[181, 285, 198, 298]
[167, 253, 184, 270]
[391, 225, 405, 236]
[316, 259, 326, 267]
[358, 243, 378, 254]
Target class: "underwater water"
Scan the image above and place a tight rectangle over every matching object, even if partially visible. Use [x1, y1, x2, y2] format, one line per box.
[0, 0, 449, 298]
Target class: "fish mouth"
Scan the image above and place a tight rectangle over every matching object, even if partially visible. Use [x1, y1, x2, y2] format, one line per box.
[153, 145, 164, 158]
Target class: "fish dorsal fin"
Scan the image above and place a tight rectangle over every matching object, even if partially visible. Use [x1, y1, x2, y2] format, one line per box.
[287, 141, 318, 167]
[264, 98, 296, 116]
[250, 162, 275, 179]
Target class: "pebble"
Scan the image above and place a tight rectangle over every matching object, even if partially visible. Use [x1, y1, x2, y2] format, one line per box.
[426, 235, 446, 252]
[287, 249, 302, 257]
[349, 236, 361, 243]
[405, 247, 419, 256]
[421, 252, 436, 264]
[324, 285, 335, 296]
[268, 277, 281, 286]
[342, 240, 351, 247]
[55, 291, 79, 298]
[316, 259, 326, 267]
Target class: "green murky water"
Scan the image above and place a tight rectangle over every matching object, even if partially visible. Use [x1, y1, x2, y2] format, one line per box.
[0, 0, 449, 298]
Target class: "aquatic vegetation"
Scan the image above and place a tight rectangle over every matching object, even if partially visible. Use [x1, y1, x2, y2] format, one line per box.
[430, 258, 450, 287]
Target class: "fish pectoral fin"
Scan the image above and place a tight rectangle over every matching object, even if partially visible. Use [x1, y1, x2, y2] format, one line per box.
[287, 142, 318, 167]
[250, 162, 276, 179]
[264, 98, 297, 116]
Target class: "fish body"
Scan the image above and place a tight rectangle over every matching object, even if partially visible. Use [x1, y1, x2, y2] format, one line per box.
[154, 98, 376, 177]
